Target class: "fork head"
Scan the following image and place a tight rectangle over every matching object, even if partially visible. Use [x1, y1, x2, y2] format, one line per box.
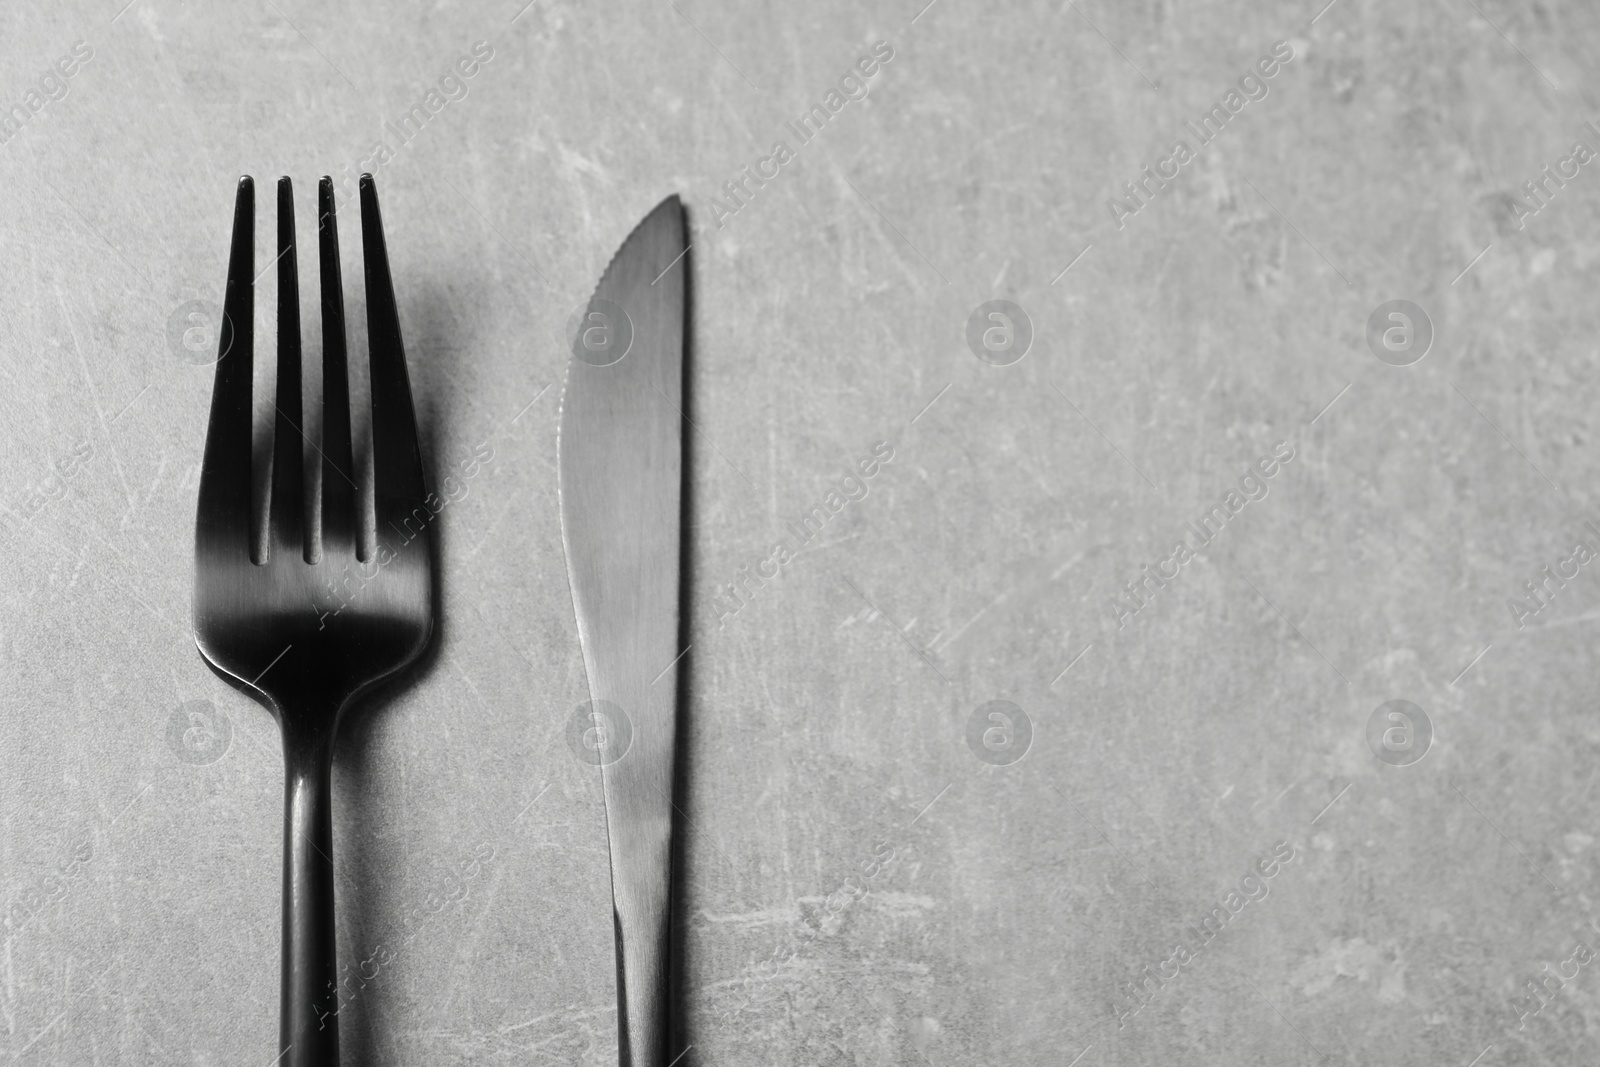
[193, 174, 434, 729]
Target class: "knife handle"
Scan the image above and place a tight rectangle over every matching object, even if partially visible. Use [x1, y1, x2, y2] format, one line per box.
[615, 904, 670, 1066]
[609, 816, 674, 1067]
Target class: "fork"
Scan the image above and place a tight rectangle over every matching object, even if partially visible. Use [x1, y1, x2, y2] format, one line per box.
[193, 174, 434, 1067]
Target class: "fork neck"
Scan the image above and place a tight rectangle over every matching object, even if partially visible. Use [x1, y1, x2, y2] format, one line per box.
[279, 701, 344, 766]
[277, 697, 345, 1067]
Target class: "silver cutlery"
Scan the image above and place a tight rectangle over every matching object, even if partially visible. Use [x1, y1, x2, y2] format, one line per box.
[557, 195, 689, 1067]
[193, 174, 433, 1067]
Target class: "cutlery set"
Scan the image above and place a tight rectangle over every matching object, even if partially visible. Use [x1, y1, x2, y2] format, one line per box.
[192, 175, 687, 1066]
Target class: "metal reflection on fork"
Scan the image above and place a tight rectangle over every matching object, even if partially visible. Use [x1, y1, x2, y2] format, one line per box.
[191, 173, 434, 1067]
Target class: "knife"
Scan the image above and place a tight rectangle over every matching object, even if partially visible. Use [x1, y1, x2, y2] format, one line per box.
[557, 195, 687, 1067]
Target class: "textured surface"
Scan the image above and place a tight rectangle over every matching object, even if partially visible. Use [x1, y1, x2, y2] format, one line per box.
[2, 0, 1600, 1064]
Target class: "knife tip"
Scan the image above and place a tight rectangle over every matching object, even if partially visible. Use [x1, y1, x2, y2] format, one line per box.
[648, 193, 684, 227]
[607, 195, 688, 277]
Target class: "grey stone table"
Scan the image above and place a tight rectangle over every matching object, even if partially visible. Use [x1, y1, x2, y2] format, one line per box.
[3, 0, 1598, 1063]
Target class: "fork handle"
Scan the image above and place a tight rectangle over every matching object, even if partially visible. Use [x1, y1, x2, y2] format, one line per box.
[281, 721, 340, 1066]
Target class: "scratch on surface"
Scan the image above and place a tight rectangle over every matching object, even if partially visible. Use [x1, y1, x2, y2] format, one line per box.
[768, 418, 779, 529]
[1049, 550, 1087, 582]
[932, 594, 1003, 654]
[830, 161, 929, 295]
[1251, 774, 1303, 814]
[755, 671, 784, 720]
[55, 286, 136, 518]
[14, 1007, 67, 1059]
[837, 604, 879, 629]
[698, 906, 800, 927]
[937, 550, 1087, 655]
[447, 656, 488, 712]
[557, 144, 615, 186]
[798, 891, 937, 918]
[3, 937, 16, 1036]
[140, 451, 167, 526]
[439, 865, 505, 1030]
[464, 497, 519, 561]
[1541, 609, 1600, 628]
[496, 1002, 616, 1035]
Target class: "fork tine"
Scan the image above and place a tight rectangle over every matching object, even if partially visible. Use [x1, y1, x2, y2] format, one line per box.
[317, 177, 356, 555]
[270, 177, 306, 559]
[196, 176, 255, 552]
[359, 175, 429, 541]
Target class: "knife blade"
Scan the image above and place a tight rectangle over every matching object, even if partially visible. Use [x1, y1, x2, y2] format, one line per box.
[557, 195, 687, 1067]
